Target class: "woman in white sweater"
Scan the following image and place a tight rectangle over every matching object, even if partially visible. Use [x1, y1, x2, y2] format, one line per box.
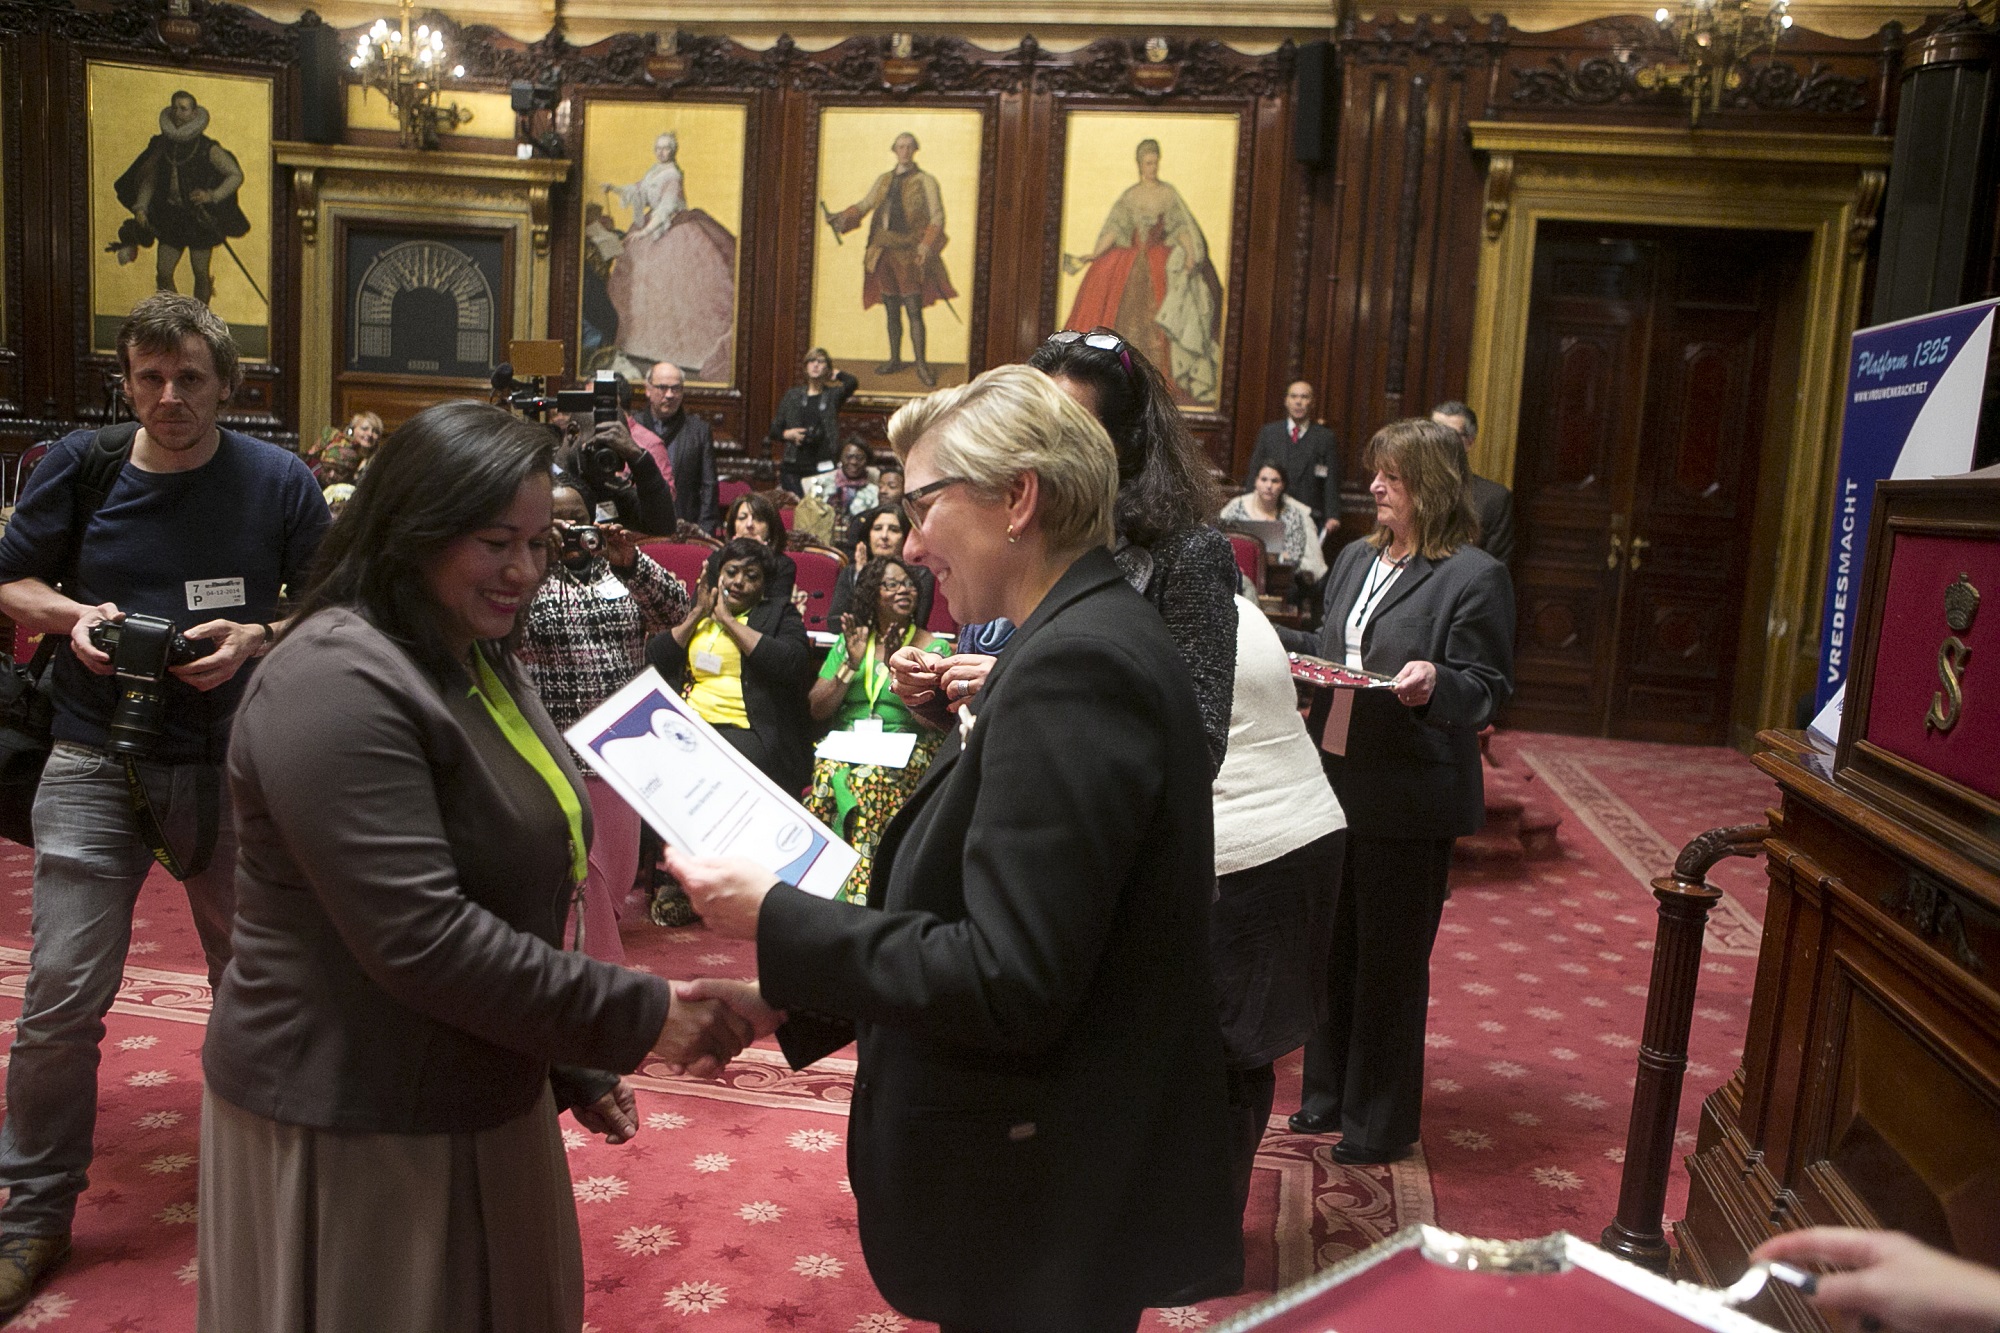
[1208, 595, 1347, 1221]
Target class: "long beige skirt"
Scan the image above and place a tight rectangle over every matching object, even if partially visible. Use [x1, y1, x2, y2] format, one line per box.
[197, 1085, 583, 1333]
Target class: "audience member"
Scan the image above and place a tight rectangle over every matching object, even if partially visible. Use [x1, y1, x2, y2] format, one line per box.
[307, 410, 381, 481]
[322, 481, 355, 516]
[1750, 1228, 2000, 1333]
[874, 460, 906, 511]
[805, 556, 951, 903]
[669, 364, 1242, 1333]
[831, 505, 935, 627]
[1430, 400, 1515, 566]
[629, 361, 719, 534]
[1248, 380, 1341, 536]
[1288, 418, 1515, 1164]
[0, 294, 330, 1320]
[313, 435, 362, 488]
[771, 347, 858, 493]
[722, 491, 798, 607]
[196, 400, 749, 1331]
[1220, 461, 1328, 605]
[805, 440, 880, 517]
[518, 485, 691, 963]
[646, 537, 814, 799]
[1210, 593, 1347, 1225]
[553, 407, 678, 537]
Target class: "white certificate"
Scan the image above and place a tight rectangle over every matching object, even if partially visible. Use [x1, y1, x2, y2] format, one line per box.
[566, 668, 859, 899]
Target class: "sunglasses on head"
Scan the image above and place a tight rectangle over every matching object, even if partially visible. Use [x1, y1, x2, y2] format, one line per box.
[1045, 328, 1134, 377]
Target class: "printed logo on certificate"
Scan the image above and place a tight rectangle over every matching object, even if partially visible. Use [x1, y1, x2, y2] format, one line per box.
[566, 668, 859, 899]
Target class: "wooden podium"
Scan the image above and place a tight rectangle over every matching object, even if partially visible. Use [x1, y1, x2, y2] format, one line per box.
[1673, 473, 2000, 1332]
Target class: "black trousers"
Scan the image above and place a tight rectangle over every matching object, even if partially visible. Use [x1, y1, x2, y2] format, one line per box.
[1297, 833, 1453, 1153]
[940, 1311, 1141, 1333]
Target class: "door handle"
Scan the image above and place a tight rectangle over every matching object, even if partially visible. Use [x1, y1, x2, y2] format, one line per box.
[1607, 533, 1625, 570]
[1629, 536, 1650, 571]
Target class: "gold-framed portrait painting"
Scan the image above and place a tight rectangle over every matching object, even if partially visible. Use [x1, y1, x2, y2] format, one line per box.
[810, 105, 984, 398]
[579, 98, 747, 387]
[87, 61, 273, 360]
[1055, 109, 1240, 410]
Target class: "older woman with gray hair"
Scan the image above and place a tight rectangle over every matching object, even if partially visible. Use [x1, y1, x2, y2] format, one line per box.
[665, 364, 1240, 1333]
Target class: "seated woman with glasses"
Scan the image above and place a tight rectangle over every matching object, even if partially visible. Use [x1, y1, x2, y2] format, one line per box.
[804, 557, 951, 904]
[830, 505, 935, 629]
[645, 537, 815, 799]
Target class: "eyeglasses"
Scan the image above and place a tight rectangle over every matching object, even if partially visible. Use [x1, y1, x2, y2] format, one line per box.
[901, 476, 966, 531]
[878, 576, 917, 591]
[1044, 328, 1134, 377]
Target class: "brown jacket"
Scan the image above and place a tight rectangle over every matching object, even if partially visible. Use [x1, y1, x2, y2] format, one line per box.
[204, 606, 670, 1134]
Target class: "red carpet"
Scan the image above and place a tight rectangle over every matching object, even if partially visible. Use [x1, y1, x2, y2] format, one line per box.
[0, 730, 1773, 1329]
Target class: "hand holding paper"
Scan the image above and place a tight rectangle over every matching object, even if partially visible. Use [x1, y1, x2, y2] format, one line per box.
[664, 846, 776, 940]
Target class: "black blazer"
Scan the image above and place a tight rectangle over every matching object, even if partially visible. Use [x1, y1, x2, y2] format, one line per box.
[768, 370, 859, 476]
[637, 408, 720, 534]
[1314, 541, 1515, 839]
[647, 589, 815, 796]
[1248, 418, 1342, 529]
[756, 548, 1240, 1327]
[1468, 472, 1516, 566]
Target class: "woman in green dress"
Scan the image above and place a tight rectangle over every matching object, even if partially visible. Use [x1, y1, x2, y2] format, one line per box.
[806, 556, 950, 903]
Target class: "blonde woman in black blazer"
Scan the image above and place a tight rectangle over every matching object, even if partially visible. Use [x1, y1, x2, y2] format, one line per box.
[1287, 417, 1515, 1165]
[667, 366, 1240, 1333]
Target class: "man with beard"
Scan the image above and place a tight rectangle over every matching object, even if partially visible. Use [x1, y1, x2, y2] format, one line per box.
[108, 90, 251, 307]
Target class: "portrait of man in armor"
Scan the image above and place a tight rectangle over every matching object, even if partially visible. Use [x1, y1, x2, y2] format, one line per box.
[825, 132, 957, 389]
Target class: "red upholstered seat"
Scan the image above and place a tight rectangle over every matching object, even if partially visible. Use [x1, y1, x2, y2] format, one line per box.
[637, 540, 719, 598]
[1226, 532, 1264, 592]
[926, 582, 957, 635]
[717, 477, 752, 516]
[789, 546, 845, 634]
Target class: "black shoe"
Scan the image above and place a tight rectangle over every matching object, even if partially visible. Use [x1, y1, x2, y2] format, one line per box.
[1288, 1107, 1340, 1135]
[875, 360, 907, 375]
[0, 1233, 71, 1322]
[914, 361, 937, 387]
[1330, 1139, 1414, 1166]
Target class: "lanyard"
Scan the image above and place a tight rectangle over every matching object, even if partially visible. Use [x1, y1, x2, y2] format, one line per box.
[858, 624, 913, 717]
[1350, 553, 1409, 636]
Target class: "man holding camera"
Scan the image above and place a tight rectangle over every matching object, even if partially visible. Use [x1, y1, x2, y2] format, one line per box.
[550, 375, 679, 538]
[0, 293, 328, 1315]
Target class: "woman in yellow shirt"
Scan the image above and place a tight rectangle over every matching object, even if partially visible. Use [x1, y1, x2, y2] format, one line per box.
[645, 537, 815, 798]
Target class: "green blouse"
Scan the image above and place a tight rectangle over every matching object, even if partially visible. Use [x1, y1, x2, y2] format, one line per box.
[819, 627, 952, 735]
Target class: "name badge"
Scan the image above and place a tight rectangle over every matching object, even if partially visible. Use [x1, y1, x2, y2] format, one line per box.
[1314, 464, 1329, 478]
[594, 576, 629, 601]
[594, 502, 619, 522]
[693, 650, 724, 674]
[815, 460, 836, 473]
[185, 577, 246, 611]
[854, 717, 884, 735]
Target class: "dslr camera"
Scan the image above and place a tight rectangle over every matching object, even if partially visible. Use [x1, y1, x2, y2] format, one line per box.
[564, 373, 628, 488]
[88, 614, 216, 757]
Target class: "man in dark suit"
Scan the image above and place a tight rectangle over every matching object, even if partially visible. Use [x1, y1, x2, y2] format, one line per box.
[1431, 400, 1515, 566]
[1247, 380, 1341, 536]
[631, 360, 719, 533]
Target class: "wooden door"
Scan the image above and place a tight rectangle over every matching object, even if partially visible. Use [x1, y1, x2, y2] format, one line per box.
[1505, 224, 1788, 745]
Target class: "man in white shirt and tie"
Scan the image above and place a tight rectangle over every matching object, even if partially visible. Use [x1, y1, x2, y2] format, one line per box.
[1246, 381, 1341, 537]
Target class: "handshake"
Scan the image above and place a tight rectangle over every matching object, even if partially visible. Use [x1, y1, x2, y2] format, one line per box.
[652, 976, 785, 1080]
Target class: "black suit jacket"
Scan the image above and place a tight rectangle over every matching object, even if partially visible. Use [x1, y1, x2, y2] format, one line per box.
[1314, 541, 1515, 839]
[642, 409, 720, 533]
[647, 590, 816, 796]
[756, 548, 1240, 1326]
[1468, 472, 1516, 566]
[1248, 419, 1341, 529]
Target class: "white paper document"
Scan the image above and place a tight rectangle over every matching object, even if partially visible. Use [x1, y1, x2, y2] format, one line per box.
[814, 728, 920, 769]
[565, 668, 859, 899]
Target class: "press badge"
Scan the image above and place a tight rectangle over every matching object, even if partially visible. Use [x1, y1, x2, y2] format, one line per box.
[594, 502, 618, 522]
[594, 576, 629, 601]
[693, 650, 724, 674]
[185, 577, 246, 611]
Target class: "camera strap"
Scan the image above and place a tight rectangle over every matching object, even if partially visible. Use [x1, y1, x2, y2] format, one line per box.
[120, 756, 218, 882]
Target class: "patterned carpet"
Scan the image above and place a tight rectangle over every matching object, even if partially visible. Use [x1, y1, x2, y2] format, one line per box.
[0, 729, 1775, 1331]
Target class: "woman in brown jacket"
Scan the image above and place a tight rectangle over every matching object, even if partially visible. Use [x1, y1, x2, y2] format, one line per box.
[197, 402, 750, 1333]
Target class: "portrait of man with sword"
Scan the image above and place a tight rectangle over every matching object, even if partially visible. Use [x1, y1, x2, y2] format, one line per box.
[822, 131, 957, 388]
[106, 89, 263, 311]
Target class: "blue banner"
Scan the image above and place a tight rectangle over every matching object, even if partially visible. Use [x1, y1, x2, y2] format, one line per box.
[1815, 298, 1996, 711]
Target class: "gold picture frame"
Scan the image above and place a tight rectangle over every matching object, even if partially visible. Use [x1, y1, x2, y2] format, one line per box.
[578, 97, 749, 388]
[1053, 108, 1240, 410]
[808, 105, 984, 399]
[87, 61, 273, 361]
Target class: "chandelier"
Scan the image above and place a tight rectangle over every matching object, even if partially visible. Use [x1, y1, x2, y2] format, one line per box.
[1635, 0, 1795, 126]
[350, 1, 472, 150]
